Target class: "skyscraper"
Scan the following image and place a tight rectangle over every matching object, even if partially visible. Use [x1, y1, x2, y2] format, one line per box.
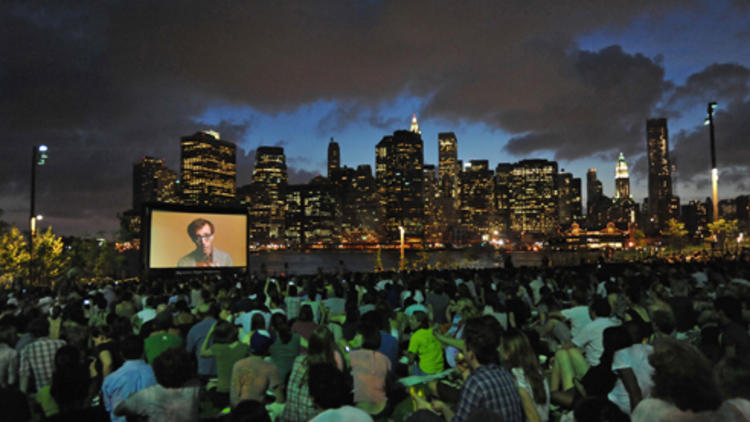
[615, 153, 630, 199]
[647, 118, 674, 227]
[507, 159, 559, 234]
[132, 156, 177, 211]
[284, 183, 336, 247]
[586, 168, 603, 213]
[438, 132, 459, 199]
[375, 129, 424, 242]
[180, 131, 236, 206]
[557, 171, 582, 225]
[327, 137, 340, 179]
[247, 146, 287, 243]
[410, 113, 421, 135]
[458, 160, 495, 239]
[423, 164, 441, 243]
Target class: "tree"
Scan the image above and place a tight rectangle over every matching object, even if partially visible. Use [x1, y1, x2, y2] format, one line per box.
[662, 218, 688, 253]
[708, 218, 740, 253]
[0, 227, 29, 287]
[0, 225, 69, 286]
[30, 227, 70, 285]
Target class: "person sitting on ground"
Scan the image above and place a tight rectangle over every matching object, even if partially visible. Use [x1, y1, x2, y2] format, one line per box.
[405, 311, 444, 376]
[350, 322, 392, 417]
[281, 326, 344, 422]
[115, 347, 201, 422]
[201, 319, 250, 406]
[631, 337, 722, 421]
[501, 329, 550, 422]
[291, 304, 318, 351]
[268, 312, 300, 381]
[308, 363, 373, 422]
[101, 335, 157, 422]
[429, 316, 524, 422]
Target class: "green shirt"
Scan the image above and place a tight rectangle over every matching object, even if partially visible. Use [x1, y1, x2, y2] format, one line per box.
[208, 342, 250, 393]
[145, 333, 183, 364]
[408, 328, 445, 374]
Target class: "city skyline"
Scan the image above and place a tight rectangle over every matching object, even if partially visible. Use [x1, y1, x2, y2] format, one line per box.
[2, 0, 749, 235]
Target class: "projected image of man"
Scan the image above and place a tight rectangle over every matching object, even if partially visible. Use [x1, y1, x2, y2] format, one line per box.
[177, 218, 233, 267]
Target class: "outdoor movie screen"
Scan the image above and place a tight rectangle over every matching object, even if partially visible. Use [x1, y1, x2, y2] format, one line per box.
[148, 209, 247, 269]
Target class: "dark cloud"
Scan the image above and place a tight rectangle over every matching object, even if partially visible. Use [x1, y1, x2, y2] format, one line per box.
[667, 63, 750, 107]
[671, 98, 750, 192]
[500, 46, 669, 160]
[4, 0, 744, 234]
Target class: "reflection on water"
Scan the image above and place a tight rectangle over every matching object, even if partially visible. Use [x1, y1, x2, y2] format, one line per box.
[248, 249, 598, 276]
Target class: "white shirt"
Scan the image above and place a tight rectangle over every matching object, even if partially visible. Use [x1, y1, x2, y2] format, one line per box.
[561, 306, 592, 338]
[608, 343, 654, 414]
[512, 367, 550, 422]
[572, 317, 620, 366]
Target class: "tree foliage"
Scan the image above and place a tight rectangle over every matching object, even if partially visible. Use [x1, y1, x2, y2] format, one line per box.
[0, 226, 69, 286]
[708, 218, 740, 252]
[662, 218, 688, 252]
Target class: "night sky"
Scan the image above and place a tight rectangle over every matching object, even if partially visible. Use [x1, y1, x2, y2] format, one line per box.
[2, 0, 749, 236]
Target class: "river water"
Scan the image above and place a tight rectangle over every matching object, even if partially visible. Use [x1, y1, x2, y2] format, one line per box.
[247, 249, 599, 276]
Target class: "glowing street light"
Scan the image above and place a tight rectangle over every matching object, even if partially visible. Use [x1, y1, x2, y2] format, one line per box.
[705, 102, 719, 222]
[30, 145, 49, 285]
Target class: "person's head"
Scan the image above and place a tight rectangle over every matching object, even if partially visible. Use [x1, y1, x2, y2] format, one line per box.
[250, 313, 266, 331]
[649, 337, 722, 412]
[651, 310, 675, 335]
[213, 320, 238, 344]
[308, 363, 353, 410]
[298, 304, 314, 322]
[410, 311, 430, 331]
[120, 335, 144, 360]
[90, 325, 114, 345]
[270, 313, 292, 343]
[230, 400, 271, 422]
[589, 297, 611, 318]
[463, 316, 500, 366]
[188, 218, 215, 256]
[0, 324, 17, 346]
[307, 326, 337, 367]
[27, 317, 49, 338]
[715, 296, 743, 325]
[152, 347, 195, 388]
[358, 322, 381, 351]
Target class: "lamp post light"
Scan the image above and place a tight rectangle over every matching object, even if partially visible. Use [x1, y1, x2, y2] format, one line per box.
[704, 102, 719, 222]
[398, 226, 405, 268]
[29, 144, 48, 286]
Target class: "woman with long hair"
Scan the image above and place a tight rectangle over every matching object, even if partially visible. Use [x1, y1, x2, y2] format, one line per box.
[501, 329, 550, 422]
[268, 313, 301, 381]
[281, 326, 344, 422]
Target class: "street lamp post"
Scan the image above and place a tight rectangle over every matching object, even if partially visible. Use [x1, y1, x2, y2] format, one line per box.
[398, 225, 405, 269]
[29, 144, 48, 285]
[705, 102, 719, 222]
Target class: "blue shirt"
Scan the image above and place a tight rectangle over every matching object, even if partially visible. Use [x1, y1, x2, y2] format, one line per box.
[186, 318, 217, 376]
[378, 331, 399, 372]
[101, 359, 157, 422]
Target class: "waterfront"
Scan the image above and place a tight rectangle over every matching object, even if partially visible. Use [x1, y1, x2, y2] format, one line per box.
[247, 249, 603, 275]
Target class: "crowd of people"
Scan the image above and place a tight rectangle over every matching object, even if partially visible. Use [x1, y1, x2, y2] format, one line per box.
[1, 250, 749, 422]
